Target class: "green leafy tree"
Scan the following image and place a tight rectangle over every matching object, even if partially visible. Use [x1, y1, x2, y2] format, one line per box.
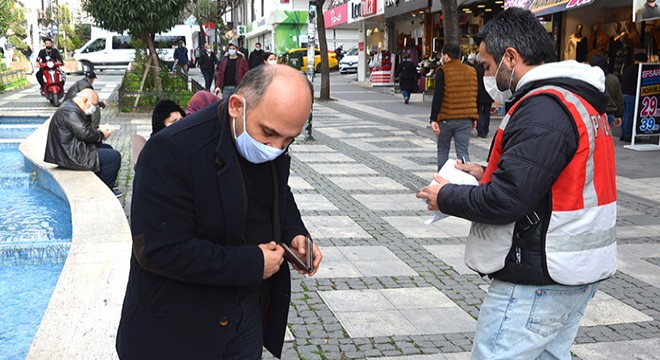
[0, 0, 13, 35]
[83, 0, 188, 90]
[75, 23, 92, 44]
[192, 0, 217, 47]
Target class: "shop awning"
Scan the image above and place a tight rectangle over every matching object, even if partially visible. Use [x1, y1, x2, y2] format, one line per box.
[504, 0, 596, 16]
[431, 0, 485, 13]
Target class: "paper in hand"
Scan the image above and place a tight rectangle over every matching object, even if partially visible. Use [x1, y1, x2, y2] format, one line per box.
[425, 159, 479, 224]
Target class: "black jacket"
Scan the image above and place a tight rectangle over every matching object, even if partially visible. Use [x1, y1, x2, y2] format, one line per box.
[248, 49, 264, 69]
[63, 79, 101, 128]
[43, 100, 103, 171]
[475, 63, 493, 104]
[438, 75, 608, 285]
[396, 59, 418, 91]
[116, 101, 307, 359]
[198, 50, 218, 72]
[37, 48, 63, 64]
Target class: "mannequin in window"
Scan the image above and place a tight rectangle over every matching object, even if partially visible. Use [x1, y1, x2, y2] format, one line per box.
[565, 24, 588, 62]
[588, 23, 609, 61]
[608, 22, 625, 73]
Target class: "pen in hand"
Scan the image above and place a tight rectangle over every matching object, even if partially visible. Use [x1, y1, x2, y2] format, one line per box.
[461, 156, 466, 164]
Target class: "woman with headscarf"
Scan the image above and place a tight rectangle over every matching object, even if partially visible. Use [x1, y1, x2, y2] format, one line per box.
[185, 90, 219, 115]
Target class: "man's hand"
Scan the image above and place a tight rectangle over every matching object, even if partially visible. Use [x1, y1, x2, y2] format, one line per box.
[214, 87, 222, 97]
[430, 121, 441, 136]
[290, 235, 323, 276]
[612, 117, 622, 128]
[472, 120, 477, 129]
[416, 174, 451, 211]
[100, 129, 112, 140]
[259, 241, 284, 279]
[455, 160, 485, 182]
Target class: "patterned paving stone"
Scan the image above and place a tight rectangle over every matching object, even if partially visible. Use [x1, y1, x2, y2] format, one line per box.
[350, 194, 425, 211]
[328, 176, 409, 191]
[307, 163, 378, 175]
[292, 194, 339, 211]
[301, 216, 373, 239]
[314, 246, 418, 278]
[292, 152, 356, 163]
[382, 216, 471, 238]
[571, 338, 660, 359]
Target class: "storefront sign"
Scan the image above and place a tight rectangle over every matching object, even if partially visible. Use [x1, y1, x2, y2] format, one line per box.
[384, 0, 429, 18]
[352, 0, 377, 19]
[635, 64, 660, 136]
[325, 0, 383, 28]
[504, 0, 594, 16]
[324, 3, 349, 28]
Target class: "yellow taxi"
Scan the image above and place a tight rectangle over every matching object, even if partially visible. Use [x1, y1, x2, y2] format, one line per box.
[281, 48, 338, 72]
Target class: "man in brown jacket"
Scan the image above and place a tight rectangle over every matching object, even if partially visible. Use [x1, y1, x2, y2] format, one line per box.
[429, 43, 478, 170]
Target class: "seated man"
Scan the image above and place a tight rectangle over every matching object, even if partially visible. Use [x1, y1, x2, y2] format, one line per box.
[63, 70, 108, 129]
[44, 88, 122, 197]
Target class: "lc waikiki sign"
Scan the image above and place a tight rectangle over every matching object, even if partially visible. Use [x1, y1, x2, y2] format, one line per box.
[325, 0, 384, 29]
[505, 0, 595, 16]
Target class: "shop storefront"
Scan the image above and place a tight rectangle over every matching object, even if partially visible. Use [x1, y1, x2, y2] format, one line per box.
[385, 0, 431, 69]
[324, 0, 386, 82]
[246, 10, 310, 56]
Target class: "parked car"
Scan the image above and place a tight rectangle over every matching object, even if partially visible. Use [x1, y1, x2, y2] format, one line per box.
[339, 47, 359, 74]
[281, 47, 338, 72]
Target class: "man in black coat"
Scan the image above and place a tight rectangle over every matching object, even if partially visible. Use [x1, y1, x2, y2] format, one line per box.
[248, 42, 265, 69]
[475, 60, 493, 138]
[116, 64, 323, 359]
[43, 89, 121, 195]
[64, 70, 108, 129]
[198, 43, 219, 91]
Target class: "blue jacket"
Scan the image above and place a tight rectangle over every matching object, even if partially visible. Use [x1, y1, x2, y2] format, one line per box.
[116, 101, 307, 359]
[173, 45, 188, 64]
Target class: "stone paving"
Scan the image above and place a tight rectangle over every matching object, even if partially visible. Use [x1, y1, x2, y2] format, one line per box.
[3, 70, 660, 359]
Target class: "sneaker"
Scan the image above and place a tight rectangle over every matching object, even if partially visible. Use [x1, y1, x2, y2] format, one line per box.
[404, 98, 409, 104]
[112, 188, 123, 198]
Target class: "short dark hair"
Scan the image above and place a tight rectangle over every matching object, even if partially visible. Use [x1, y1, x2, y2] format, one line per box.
[255, 42, 261, 46]
[441, 43, 461, 60]
[473, 7, 556, 65]
[152, 100, 185, 135]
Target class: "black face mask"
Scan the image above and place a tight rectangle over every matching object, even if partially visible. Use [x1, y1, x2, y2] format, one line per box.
[46, 46, 52, 50]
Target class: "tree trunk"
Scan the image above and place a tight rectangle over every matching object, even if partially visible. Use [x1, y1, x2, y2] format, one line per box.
[440, 0, 459, 46]
[317, 0, 330, 101]
[143, 34, 162, 91]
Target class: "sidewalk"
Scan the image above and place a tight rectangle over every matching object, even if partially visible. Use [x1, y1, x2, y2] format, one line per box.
[3, 71, 660, 359]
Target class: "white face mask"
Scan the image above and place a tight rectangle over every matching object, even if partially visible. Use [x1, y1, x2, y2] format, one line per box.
[483, 55, 514, 104]
[85, 104, 97, 116]
[228, 49, 237, 56]
[232, 98, 286, 164]
[267, 60, 277, 65]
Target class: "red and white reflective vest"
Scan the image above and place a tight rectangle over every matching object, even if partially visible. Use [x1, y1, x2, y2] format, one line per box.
[465, 85, 617, 285]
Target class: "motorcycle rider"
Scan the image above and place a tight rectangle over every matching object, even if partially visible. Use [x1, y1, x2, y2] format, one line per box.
[36, 38, 64, 94]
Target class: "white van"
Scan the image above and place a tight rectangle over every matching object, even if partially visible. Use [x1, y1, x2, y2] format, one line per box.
[73, 25, 195, 72]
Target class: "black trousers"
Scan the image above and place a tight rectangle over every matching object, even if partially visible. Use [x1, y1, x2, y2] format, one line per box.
[96, 144, 121, 189]
[202, 69, 214, 91]
[477, 102, 492, 138]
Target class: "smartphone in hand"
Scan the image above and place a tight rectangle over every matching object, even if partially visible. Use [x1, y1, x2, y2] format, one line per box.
[281, 237, 314, 273]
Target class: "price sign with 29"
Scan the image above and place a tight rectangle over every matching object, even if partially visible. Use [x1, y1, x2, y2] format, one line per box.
[639, 96, 660, 133]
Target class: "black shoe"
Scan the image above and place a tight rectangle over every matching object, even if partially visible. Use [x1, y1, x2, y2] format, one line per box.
[404, 98, 409, 104]
[112, 189, 123, 198]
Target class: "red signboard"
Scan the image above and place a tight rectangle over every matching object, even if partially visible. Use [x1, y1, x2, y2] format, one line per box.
[358, 41, 364, 52]
[505, 0, 594, 16]
[324, 3, 349, 29]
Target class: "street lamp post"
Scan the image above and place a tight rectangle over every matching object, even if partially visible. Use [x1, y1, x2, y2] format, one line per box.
[304, 0, 316, 142]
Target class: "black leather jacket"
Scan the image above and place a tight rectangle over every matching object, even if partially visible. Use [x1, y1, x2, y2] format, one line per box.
[63, 79, 100, 129]
[44, 100, 103, 172]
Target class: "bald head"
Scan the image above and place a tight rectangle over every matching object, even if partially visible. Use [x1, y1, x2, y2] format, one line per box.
[73, 88, 99, 114]
[228, 65, 313, 151]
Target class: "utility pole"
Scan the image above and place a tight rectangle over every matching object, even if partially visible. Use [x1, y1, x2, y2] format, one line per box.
[304, 0, 316, 142]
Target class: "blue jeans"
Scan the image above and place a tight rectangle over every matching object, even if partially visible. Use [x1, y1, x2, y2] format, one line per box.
[222, 85, 237, 101]
[471, 279, 598, 360]
[202, 69, 214, 91]
[622, 94, 636, 140]
[401, 89, 410, 101]
[436, 119, 472, 170]
[96, 146, 121, 189]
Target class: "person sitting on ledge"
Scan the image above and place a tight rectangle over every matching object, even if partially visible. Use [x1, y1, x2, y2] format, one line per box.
[44, 88, 122, 197]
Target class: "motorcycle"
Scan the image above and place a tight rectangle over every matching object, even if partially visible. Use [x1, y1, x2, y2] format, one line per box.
[38, 56, 66, 107]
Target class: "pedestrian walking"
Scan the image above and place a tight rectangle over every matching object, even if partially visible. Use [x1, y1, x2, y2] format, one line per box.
[198, 43, 218, 91]
[215, 42, 249, 100]
[173, 40, 189, 76]
[417, 8, 616, 359]
[591, 54, 623, 127]
[475, 58, 493, 138]
[248, 42, 265, 69]
[620, 53, 647, 142]
[263, 51, 277, 65]
[429, 43, 478, 169]
[395, 53, 418, 104]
